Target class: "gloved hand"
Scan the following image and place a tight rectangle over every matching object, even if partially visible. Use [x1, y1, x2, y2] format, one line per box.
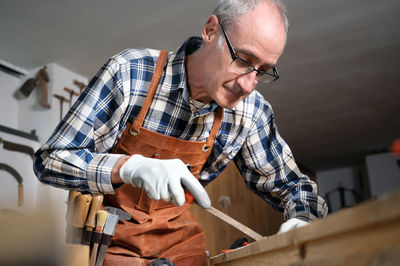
[278, 218, 309, 234]
[119, 154, 211, 208]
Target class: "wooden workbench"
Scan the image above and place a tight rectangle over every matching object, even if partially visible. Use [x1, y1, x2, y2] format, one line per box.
[209, 188, 400, 265]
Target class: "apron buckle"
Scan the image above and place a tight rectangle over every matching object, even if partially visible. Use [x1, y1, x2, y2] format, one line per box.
[129, 127, 139, 136]
[202, 144, 209, 152]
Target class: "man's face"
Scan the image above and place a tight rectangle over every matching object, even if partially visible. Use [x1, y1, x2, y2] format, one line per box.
[200, 2, 286, 108]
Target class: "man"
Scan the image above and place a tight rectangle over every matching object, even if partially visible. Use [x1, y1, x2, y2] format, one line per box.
[34, 0, 327, 265]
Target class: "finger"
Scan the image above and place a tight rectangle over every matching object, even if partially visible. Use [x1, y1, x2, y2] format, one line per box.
[168, 178, 186, 207]
[142, 181, 160, 201]
[160, 186, 171, 202]
[181, 174, 211, 209]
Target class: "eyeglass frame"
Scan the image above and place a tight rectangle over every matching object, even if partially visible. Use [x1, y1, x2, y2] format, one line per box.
[220, 23, 280, 83]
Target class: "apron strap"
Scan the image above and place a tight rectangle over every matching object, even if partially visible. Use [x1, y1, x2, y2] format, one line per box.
[204, 106, 224, 151]
[131, 50, 169, 134]
[129, 49, 224, 149]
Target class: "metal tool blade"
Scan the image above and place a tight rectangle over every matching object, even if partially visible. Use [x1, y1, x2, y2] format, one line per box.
[95, 214, 118, 266]
[205, 206, 264, 241]
[104, 206, 131, 220]
[95, 244, 108, 266]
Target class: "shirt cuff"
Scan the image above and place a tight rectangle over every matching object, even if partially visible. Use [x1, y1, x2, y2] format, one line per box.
[86, 153, 124, 194]
[287, 212, 317, 223]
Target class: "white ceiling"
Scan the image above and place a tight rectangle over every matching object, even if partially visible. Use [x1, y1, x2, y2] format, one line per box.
[1, 0, 399, 171]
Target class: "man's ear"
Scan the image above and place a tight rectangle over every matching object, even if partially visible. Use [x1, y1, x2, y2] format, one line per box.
[202, 15, 220, 44]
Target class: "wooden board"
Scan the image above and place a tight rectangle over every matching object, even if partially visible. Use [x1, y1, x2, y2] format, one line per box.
[189, 163, 284, 256]
[209, 188, 400, 265]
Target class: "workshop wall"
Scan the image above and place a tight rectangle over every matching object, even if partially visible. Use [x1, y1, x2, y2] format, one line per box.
[316, 152, 400, 213]
[16, 63, 88, 143]
[366, 152, 400, 197]
[0, 71, 19, 129]
[317, 166, 364, 213]
[0, 61, 88, 239]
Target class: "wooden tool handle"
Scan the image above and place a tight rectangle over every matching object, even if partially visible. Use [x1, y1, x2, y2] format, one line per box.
[90, 210, 108, 266]
[66, 191, 81, 224]
[73, 194, 92, 228]
[37, 72, 51, 108]
[85, 194, 104, 230]
[64, 87, 80, 96]
[18, 184, 23, 207]
[96, 210, 108, 229]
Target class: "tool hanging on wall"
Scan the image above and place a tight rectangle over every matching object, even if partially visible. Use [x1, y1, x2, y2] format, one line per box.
[0, 124, 38, 142]
[0, 163, 23, 207]
[18, 66, 51, 108]
[0, 137, 35, 160]
[63, 87, 80, 108]
[53, 94, 70, 121]
[324, 186, 363, 213]
[73, 79, 87, 94]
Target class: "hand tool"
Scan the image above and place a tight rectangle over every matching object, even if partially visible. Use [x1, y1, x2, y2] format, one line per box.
[73, 79, 86, 94]
[66, 191, 82, 243]
[95, 207, 131, 266]
[89, 210, 108, 266]
[183, 175, 264, 241]
[0, 162, 23, 207]
[104, 206, 131, 220]
[63, 87, 80, 108]
[72, 193, 92, 244]
[0, 137, 35, 160]
[36, 66, 51, 108]
[17, 66, 50, 108]
[0, 125, 38, 141]
[222, 237, 249, 253]
[53, 94, 70, 121]
[19, 78, 38, 97]
[82, 194, 104, 245]
[204, 205, 264, 241]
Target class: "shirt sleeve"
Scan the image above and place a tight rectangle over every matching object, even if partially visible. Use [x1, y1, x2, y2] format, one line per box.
[33, 58, 129, 194]
[234, 103, 328, 222]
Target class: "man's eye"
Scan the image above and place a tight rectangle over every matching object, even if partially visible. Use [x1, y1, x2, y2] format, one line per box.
[256, 71, 265, 77]
[257, 67, 271, 74]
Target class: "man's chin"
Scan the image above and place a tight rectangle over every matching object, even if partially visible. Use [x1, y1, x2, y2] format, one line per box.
[217, 97, 242, 109]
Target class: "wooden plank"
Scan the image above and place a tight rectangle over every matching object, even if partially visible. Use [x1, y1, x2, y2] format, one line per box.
[210, 188, 400, 265]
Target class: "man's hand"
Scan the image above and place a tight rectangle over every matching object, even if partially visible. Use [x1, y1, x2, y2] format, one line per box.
[278, 218, 309, 234]
[119, 154, 211, 208]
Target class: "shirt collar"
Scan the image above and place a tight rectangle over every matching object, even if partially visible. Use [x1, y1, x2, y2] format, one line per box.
[163, 36, 220, 114]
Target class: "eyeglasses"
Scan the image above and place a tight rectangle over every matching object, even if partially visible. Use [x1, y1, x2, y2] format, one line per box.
[220, 24, 279, 84]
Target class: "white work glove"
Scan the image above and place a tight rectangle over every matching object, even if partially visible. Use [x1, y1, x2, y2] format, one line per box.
[278, 218, 309, 234]
[119, 154, 211, 208]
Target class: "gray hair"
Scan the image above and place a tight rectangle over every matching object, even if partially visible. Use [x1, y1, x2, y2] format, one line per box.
[213, 0, 289, 47]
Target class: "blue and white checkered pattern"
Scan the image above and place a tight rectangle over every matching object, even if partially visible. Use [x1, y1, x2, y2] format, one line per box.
[33, 37, 327, 221]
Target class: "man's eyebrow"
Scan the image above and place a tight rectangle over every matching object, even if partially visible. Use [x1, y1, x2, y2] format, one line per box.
[235, 48, 276, 68]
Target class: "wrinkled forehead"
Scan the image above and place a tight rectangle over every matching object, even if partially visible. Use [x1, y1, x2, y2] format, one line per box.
[227, 5, 287, 65]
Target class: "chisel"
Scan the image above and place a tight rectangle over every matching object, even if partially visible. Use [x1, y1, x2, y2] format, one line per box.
[82, 194, 104, 245]
[95, 207, 131, 266]
[72, 193, 92, 243]
[90, 210, 108, 266]
[66, 191, 81, 243]
[204, 205, 264, 241]
[94, 213, 118, 266]
[184, 180, 264, 241]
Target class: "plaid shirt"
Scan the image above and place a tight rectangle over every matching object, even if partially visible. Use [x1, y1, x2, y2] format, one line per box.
[34, 37, 327, 221]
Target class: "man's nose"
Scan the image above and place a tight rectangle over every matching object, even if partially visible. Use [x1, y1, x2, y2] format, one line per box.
[236, 71, 258, 95]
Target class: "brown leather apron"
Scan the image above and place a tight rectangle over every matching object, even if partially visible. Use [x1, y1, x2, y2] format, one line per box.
[103, 50, 224, 266]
